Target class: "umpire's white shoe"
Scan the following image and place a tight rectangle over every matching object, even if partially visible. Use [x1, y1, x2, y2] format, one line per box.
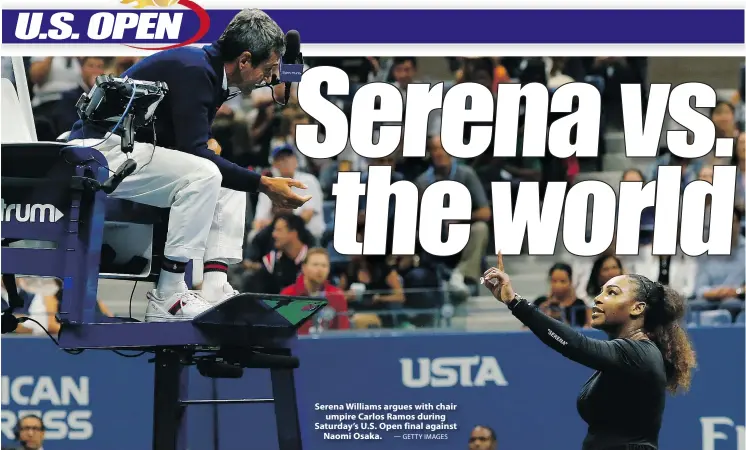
[145, 282, 213, 322]
[201, 282, 240, 306]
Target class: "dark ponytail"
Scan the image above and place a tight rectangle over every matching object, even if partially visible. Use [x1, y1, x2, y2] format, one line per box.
[629, 274, 697, 394]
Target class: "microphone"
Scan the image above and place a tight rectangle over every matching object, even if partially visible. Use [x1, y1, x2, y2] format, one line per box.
[283, 30, 301, 105]
[101, 159, 137, 194]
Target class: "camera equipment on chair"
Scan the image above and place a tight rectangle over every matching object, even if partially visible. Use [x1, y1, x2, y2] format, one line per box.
[76, 75, 168, 154]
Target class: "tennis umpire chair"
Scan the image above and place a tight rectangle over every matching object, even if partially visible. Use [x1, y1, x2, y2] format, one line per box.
[1, 59, 323, 450]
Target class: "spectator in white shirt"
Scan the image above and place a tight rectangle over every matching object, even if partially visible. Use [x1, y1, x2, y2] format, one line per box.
[29, 57, 82, 140]
[29, 57, 80, 111]
[252, 144, 325, 242]
[633, 243, 696, 299]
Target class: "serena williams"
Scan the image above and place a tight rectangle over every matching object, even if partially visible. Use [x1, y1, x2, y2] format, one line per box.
[483, 252, 697, 450]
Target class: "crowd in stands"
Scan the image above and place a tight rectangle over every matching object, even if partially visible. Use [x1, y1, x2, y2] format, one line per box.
[2, 55, 744, 333]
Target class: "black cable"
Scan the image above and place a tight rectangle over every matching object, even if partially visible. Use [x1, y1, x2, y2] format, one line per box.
[59, 148, 116, 175]
[112, 349, 148, 357]
[69, 82, 147, 186]
[74, 85, 136, 156]
[128, 280, 138, 319]
[20, 317, 148, 358]
[76, 113, 136, 182]
[20, 317, 83, 355]
[226, 78, 287, 106]
[19, 317, 58, 343]
[225, 87, 241, 102]
[130, 121, 157, 177]
[270, 83, 287, 106]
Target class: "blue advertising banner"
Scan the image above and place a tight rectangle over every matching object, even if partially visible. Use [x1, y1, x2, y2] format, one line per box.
[2, 9, 745, 45]
[1, 327, 744, 449]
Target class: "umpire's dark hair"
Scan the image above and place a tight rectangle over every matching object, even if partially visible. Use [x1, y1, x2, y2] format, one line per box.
[217, 9, 286, 66]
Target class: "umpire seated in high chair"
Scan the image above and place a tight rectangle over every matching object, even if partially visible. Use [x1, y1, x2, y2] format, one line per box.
[64, 9, 311, 321]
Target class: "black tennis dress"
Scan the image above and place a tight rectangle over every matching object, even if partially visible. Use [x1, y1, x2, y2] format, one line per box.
[509, 297, 667, 450]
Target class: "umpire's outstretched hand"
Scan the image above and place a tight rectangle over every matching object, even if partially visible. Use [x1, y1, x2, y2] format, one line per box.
[259, 176, 312, 209]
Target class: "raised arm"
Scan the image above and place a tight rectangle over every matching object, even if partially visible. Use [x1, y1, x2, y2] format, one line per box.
[509, 297, 655, 374]
[483, 252, 656, 375]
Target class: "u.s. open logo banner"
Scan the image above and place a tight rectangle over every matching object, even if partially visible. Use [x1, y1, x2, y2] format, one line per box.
[2, 4, 744, 49]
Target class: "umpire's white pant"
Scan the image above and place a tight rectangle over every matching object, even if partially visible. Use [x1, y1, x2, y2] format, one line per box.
[68, 135, 246, 265]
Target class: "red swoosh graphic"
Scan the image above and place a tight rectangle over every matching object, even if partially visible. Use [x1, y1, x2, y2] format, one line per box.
[126, 0, 210, 50]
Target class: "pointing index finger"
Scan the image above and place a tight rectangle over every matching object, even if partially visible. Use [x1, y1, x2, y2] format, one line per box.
[497, 250, 504, 272]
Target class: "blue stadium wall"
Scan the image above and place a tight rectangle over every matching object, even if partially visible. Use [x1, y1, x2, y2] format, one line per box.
[1, 327, 743, 449]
